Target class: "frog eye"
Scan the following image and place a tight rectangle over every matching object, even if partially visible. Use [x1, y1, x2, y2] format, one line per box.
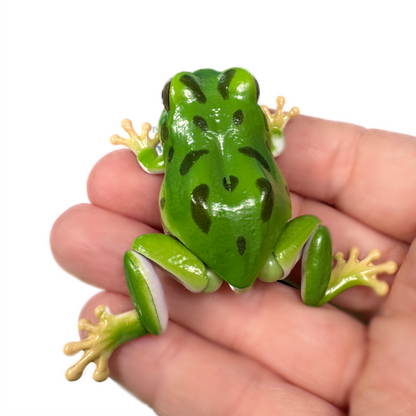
[253, 77, 260, 102]
[161, 78, 172, 111]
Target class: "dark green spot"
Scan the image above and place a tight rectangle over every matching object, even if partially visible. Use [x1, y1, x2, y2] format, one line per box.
[254, 77, 260, 101]
[168, 146, 174, 163]
[162, 79, 171, 111]
[217, 69, 236, 100]
[256, 178, 274, 222]
[285, 184, 290, 196]
[191, 184, 211, 234]
[237, 236, 246, 256]
[262, 111, 269, 132]
[160, 122, 169, 144]
[222, 175, 239, 192]
[180, 149, 209, 176]
[179, 75, 206, 104]
[238, 147, 270, 172]
[266, 140, 271, 152]
[193, 115, 208, 132]
[232, 109, 244, 126]
[160, 197, 165, 209]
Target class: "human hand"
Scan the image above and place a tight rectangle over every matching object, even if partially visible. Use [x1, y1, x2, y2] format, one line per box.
[51, 116, 416, 415]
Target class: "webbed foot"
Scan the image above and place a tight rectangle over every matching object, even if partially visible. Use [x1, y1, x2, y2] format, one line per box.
[317, 248, 398, 306]
[110, 119, 157, 156]
[110, 119, 165, 173]
[64, 305, 146, 381]
[261, 96, 299, 156]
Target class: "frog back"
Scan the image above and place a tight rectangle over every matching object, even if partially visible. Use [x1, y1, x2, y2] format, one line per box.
[159, 68, 291, 288]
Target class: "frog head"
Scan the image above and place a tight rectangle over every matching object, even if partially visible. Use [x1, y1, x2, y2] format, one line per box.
[158, 68, 268, 150]
[163, 68, 259, 110]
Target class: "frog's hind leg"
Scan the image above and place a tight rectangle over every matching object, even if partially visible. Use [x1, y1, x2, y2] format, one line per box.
[124, 250, 169, 335]
[316, 247, 397, 306]
[64, 306, 147, 382]
[125, 233, 222, 334]
[298, 227, 397, 306]
[266, 215, 398, 306]
[261, 215, 332, 304]
[64, 233, 223, 381]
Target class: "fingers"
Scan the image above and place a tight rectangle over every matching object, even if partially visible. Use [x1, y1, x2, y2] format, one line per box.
[50, 203, 156, 292]
[382, 239, 416, 315]
[53, 204, 367, 407]
[350, 313, 416, 414]
[163, 278, 365, 408]
[291, 193, 405, 261]
[78, 291, 345, 416]
[282, 116, 416, 243]
[349, 241, 416, 414]
[87, 149, 163, 230]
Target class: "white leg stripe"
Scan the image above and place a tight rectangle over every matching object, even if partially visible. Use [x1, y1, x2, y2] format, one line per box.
[132, 252, 168, 332]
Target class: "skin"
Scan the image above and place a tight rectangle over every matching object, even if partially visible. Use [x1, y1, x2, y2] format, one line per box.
[51, 115, 416, 415]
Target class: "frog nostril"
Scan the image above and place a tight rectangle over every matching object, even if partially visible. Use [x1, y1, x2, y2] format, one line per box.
[222, 175, 239, 192]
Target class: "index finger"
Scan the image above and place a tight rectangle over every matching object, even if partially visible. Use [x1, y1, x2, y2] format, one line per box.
[281, 116, 416, 243]
[383, 238, 416, 315]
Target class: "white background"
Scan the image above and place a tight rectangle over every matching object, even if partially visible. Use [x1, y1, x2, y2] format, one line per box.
[2, 1, 415, 415]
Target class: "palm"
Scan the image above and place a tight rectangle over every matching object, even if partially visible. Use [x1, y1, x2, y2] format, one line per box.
[51, 116, 416, 415]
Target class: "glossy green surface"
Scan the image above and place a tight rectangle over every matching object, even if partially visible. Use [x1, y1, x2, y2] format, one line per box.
[124, 250, 165, 334]
[274, 215, 321, 278]
[132, 234, 207, 292]
[158, 68, 291, 288]
[301, 225, 332, 305]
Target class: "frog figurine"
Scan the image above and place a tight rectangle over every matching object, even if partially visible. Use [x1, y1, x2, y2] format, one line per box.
[64, 68, 398, 382]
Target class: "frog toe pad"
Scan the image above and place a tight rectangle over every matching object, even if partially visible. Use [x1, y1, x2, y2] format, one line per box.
[318, 247, 398, 305]
[64, 305, 115, 382]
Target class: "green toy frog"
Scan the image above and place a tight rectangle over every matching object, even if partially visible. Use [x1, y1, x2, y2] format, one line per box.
[64, 68, 397, 382]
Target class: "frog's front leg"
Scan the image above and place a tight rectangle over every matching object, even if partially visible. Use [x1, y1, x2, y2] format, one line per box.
[261, 96, 299, 157]
[110, 119, 165, 173]
[263, 215, 398, 306]
[64, 234, 223, 381]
